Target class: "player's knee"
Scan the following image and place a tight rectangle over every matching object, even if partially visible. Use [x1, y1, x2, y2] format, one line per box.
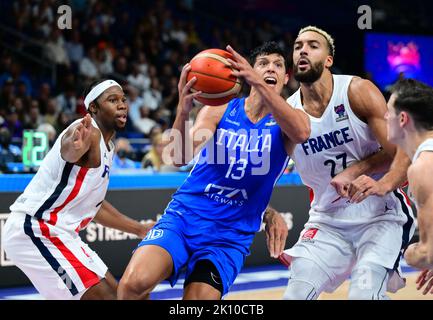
[118, 271, 154, 300]
[348, 265, 390, 300]
[283, 280, 318, 300]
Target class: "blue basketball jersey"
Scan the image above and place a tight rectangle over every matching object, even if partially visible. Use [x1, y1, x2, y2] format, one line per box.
[171, 97, 289, 234]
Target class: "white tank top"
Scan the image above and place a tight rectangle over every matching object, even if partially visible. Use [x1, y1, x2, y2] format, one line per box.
[408, 138, 433, 207]
[412, 138, 433, 163]
[287, 74, 411, 226]
[10, 118, 114, 234]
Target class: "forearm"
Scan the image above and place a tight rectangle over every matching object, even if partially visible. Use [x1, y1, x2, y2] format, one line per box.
[94, 200, 143, 236]
[255, 82, 310, 143]
[377, 148, 410, 193]
[343, 149, 392, 178]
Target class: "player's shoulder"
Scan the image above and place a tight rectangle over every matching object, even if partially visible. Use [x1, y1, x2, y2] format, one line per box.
[198, 102, 229, 120]
[408, 152, 433, 187]
[347, 76, 386, 117]
[410, 152, 433, 173]
[348, 76, 378, 93]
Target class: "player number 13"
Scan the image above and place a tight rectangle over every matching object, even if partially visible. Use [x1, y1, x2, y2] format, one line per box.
[225, 157, 248, 180]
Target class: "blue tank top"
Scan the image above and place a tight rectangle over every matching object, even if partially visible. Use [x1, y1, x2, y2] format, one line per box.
[171, 97, 289, 234]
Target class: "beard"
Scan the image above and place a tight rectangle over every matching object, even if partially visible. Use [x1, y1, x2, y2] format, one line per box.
[294, 60, 324, 83]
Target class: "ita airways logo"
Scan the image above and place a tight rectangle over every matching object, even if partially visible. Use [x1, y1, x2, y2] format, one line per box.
[334, 104, 348, 122]
[301, 228, 318, 242]
[143, 229, 163, 241]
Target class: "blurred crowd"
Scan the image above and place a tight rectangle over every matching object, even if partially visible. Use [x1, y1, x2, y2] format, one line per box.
[0, 0, 429, 173]
[0, 0, 301, 173]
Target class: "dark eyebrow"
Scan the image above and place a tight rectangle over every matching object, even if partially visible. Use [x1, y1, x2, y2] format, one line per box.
[106, 93, 125, 99]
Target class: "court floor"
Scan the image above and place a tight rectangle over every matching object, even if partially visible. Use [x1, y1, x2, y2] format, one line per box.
[0, 261, 430, 300]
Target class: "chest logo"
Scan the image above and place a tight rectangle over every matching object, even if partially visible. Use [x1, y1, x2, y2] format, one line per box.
[334, 104, 348, 122]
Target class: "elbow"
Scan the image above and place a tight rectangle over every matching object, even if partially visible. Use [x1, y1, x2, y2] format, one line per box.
[292, 126, 311, 144]
[298, 129, 311, 143]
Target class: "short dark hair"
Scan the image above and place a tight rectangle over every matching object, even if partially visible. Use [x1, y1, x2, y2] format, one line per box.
[391, 78, 433, 130]
[249, 41, 288, 71]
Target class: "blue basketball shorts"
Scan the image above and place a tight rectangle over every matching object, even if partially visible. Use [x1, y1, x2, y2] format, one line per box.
[136, 201, 254, 296]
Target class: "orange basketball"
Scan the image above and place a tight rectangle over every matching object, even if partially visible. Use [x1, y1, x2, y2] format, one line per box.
[187, 48, 242, 106]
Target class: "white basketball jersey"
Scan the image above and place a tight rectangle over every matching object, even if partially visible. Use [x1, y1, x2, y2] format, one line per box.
[10, 118, 114, 234]
[412, 138, 433, 163]
[409, 138, 433, 207]
[287, 74, 412, 226]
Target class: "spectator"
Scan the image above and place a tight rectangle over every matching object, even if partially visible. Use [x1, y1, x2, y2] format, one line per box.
[0, 79, 15, 116]
[65, 30, 85, 65]
[79, 47, 100, 80]
[134, 106, 158, 136]
[142, 77, 162, 111]
[1, 107, 23, 140]
[141, 132, 178, 172]
[36, 123, 57, 148]
[24, 104, 43, 130]
[42, 98, 59, 127]
[127, 63, 151, 93]
[0, 127, 21, 173]
[37, 83, 51, 115]
[113, 137, 137, 170]
[136, 52, 150, 75]
[55, 111, 74, 134]
[0, 62, 32, 96]
[44, 29, 70, 67]
[125, 85, 144, 126]
[56, 86, 78, 114]
[96, 42, 114, 76]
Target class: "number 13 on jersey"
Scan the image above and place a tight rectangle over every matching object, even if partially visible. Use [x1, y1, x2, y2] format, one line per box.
[225, 157, 248, 180]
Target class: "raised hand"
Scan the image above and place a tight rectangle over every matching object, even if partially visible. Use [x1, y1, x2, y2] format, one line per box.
[72, 114, 93, 152]
[177, 63, 202, 115]
[226, 45, 262, 87]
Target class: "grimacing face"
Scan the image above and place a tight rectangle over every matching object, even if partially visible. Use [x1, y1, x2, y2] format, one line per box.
[293, 31, 333, 83]
[253, 53, 289, 94]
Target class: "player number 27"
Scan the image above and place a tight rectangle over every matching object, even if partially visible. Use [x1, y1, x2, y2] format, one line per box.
[323, 153, 347, 178]
[225, 157, 248, 180]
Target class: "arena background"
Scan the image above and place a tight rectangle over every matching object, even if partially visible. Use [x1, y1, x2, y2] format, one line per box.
[0, 0, 429, 299]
